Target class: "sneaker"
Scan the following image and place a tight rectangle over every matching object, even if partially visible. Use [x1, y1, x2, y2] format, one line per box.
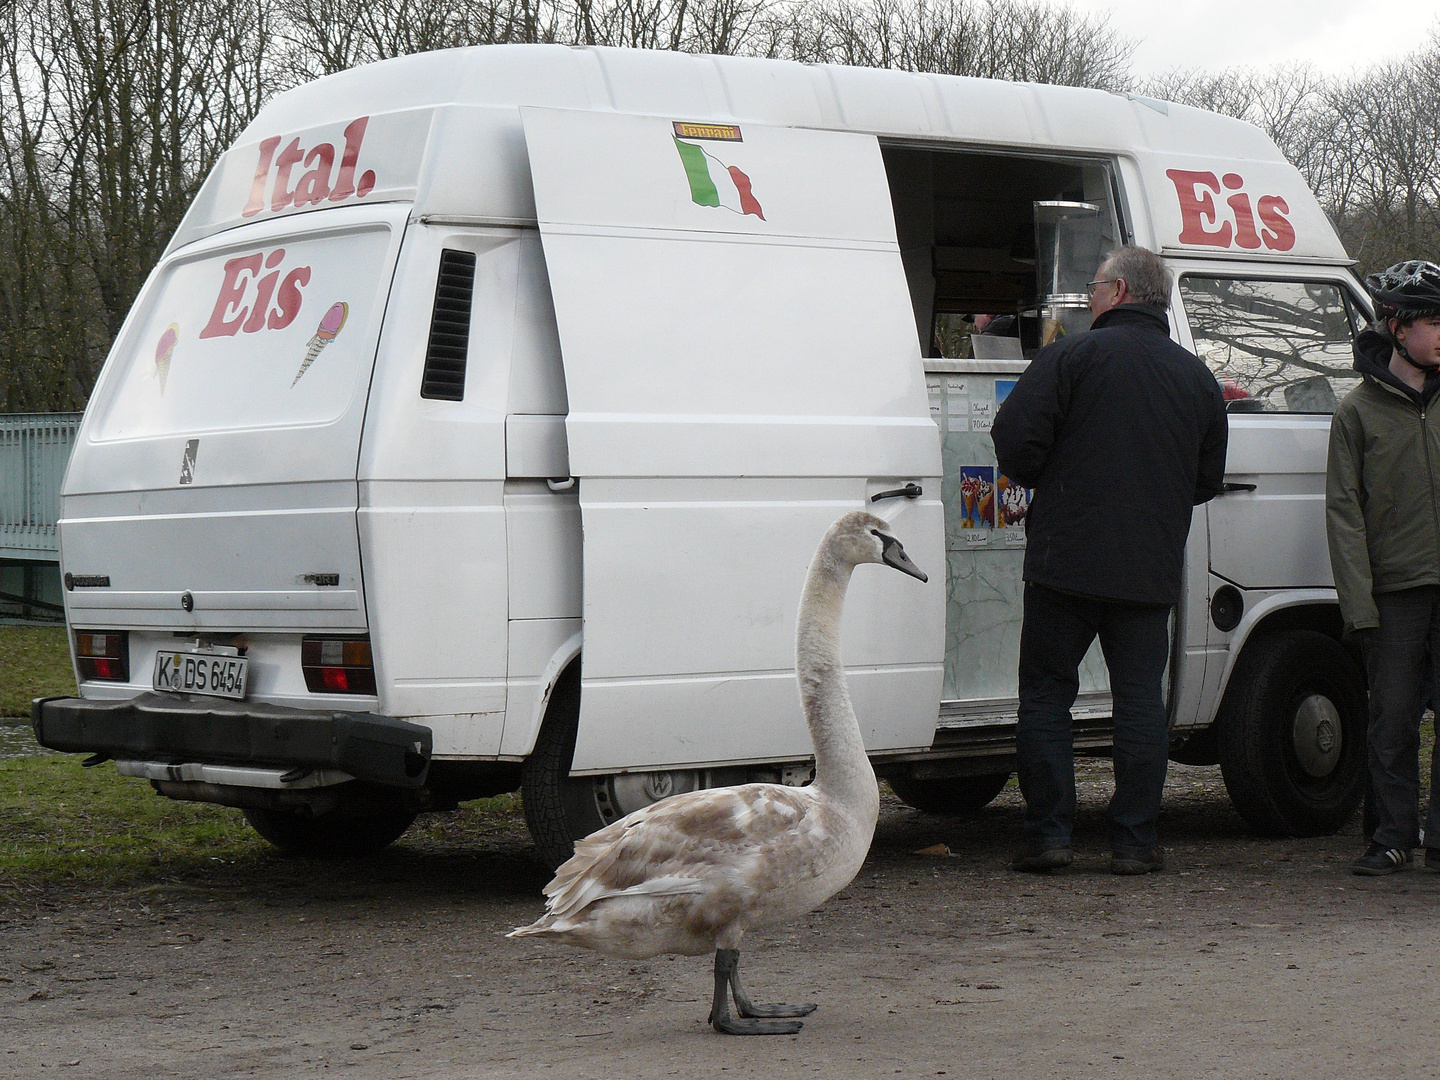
[1352, 843, 1410, 876]
[1424, 849, 1440, 872]
[1011, 844, 1074, 872]
[1110, 847, 1165, 875]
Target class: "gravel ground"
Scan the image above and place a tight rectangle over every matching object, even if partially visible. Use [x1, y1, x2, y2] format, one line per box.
[3, 759, 1439, 1080]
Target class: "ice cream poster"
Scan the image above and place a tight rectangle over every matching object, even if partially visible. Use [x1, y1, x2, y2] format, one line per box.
[996, 379, 1017, 406]
[959, 466, 995, 529]
[997, 474, 1030, 528]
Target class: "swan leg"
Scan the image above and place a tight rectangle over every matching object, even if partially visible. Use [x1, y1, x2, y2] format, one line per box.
[708, 949, 808, 1035]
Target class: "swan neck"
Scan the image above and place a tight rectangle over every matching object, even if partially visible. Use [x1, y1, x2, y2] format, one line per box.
[796, 550, 878, 809]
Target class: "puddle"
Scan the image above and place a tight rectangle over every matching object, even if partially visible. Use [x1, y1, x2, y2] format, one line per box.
[0, 720, 54, 760]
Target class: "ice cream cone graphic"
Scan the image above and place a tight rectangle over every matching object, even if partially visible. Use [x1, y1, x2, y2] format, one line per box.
[960, 474, 980, 527]
[155, 323, 178, 393]
[977, 481, 995, 527]
[292, 302, 348, 387]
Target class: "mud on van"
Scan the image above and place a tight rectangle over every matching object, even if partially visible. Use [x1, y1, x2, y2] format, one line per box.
[34, 46, 1369, 864]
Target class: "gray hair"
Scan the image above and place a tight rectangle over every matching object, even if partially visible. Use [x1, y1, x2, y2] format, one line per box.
[1101, 246, 1173, 309]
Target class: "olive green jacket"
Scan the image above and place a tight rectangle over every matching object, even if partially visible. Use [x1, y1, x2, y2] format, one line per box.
[1326, 333, 1440, 633]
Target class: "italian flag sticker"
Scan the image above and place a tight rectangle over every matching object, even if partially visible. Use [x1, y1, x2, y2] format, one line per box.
[674, 138, 765, 220]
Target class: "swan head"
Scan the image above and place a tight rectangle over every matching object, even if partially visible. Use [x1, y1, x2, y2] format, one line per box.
[827, 511, 927, 583]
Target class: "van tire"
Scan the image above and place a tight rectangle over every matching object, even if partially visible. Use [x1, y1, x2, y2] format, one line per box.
[241, 807, 417, 857]
[521, 665, 607, 870]
[887, 772, 1011, 816]
[1216, 630, 1366, 837]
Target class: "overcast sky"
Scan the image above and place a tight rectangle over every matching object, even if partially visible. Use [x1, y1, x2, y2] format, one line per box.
[1064, 0, 1440, 77]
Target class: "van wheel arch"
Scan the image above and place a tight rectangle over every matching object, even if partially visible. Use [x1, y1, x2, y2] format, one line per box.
[519, 660, 723, 870]
[520, 661, 607, 869]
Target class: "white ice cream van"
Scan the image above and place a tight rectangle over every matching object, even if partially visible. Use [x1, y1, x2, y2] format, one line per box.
[34, 45, 1372, 863]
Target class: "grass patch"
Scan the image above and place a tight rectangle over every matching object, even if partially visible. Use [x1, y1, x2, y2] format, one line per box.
[0, 754, 263, 893]
[0, 625, 536, 894]
[0, 626, 75, 717]
[0, 752, 534, 896]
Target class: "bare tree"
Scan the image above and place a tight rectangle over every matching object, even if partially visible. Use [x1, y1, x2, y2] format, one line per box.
[1328, 62, 1440, 271]
[58, 0, 278, 336]
[282, 0, 562, 78]
[0, 0, 282, 409]
[758, 0, 1133, 88]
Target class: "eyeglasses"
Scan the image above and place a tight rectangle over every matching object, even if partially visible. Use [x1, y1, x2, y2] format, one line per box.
[1086, 278, 1119, 296]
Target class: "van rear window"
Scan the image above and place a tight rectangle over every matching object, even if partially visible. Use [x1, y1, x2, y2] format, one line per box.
[1179, 276, 1362, 415]
[90, 224, 393, 440]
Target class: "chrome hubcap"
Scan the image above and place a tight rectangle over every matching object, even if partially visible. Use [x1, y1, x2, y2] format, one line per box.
[1292, 694, 1342, 778]
[595, 769, 703, 823]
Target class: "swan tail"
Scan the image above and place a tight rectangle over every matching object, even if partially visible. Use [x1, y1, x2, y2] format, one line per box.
[506, 916, 562, 938]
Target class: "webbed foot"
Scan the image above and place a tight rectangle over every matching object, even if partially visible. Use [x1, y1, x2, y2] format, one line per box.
[736, 1000, 817, 1018]
[710, 1013, 805, 1035]
[708, 948, 812, 1035]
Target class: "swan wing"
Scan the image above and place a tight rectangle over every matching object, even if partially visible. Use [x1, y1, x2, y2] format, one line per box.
[540, 785, 819, 922]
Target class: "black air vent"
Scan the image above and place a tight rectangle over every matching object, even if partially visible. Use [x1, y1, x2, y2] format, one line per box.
[420, 249, 478, 400]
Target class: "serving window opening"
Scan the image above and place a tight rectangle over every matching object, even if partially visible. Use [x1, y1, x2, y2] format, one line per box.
[883, 144, 1123, 710]
[881, 145, 1125, 362]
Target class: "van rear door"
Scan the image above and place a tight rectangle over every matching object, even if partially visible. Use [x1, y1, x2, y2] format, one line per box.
[61, 205, 408, 633]
[521, 108, 944, 773]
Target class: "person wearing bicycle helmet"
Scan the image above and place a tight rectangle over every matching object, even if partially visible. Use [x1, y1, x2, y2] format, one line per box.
[1327, 259, 1440, 875]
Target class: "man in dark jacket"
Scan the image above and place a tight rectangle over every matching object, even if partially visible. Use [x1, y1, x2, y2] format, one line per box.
[1327, 260, 1440, 876]
[991, 245, 1228, 875]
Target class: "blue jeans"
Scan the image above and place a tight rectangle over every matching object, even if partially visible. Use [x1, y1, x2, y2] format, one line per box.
[1016, 583, 1172, 854]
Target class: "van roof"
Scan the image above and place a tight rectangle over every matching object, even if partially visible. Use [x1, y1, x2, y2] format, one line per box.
[170, 44, 1349, 264]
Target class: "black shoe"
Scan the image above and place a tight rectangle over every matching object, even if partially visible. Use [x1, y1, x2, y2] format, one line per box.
[1011, 845, 1074, 872]
[1110, 847, 1165, 875]
[1352, 843, 1410, 876]
[1424, 849, 1440, 872]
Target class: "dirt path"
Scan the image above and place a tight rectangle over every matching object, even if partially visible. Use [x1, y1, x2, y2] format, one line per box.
[3, 762, 1438, 1080]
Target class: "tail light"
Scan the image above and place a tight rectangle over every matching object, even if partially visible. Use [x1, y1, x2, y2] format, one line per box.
[75, 631, 129, 682]
[301, 636, 377, 695]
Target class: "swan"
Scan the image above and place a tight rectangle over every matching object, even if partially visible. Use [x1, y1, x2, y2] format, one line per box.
[507, 510, 927, 1034]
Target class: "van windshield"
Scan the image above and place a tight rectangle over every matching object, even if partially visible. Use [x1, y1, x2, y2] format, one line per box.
[1178, 276, 1363, 415]
[90, 222, 394, 441]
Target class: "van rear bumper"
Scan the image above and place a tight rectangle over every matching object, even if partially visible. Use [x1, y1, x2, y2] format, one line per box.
[31, 693, 431, 788]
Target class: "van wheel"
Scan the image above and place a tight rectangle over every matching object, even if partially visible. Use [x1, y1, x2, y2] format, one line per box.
[1217, 631, 1366, 837]
[241, 807, 417, 857]
[521, 666, 607, 870]
[887, 772, 1012, 816]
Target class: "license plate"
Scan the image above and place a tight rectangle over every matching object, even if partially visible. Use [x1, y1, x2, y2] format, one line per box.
[153, 651, 249, 700]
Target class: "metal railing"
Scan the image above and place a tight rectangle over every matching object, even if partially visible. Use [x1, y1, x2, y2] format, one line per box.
[0, 412, 83, 562]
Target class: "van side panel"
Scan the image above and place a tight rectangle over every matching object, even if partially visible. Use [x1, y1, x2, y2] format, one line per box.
[572, 477, 944, 771]
[1208, 418, 1333, 589]
[357, 225, 526, 754]
[523, 109, 945, 772]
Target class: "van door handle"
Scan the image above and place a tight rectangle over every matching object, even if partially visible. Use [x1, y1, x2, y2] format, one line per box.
[1222, 482, 1257, 493]
[871, 483, 923, 502]
[546, 477, 575, 492]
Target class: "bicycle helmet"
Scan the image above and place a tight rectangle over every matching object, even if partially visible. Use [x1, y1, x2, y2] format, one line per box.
[1365, 260, 1440, 370]
[1366, 260, 1440, 319]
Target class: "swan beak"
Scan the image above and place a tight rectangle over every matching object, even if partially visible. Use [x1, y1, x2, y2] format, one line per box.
[878, 534, 928, 582]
